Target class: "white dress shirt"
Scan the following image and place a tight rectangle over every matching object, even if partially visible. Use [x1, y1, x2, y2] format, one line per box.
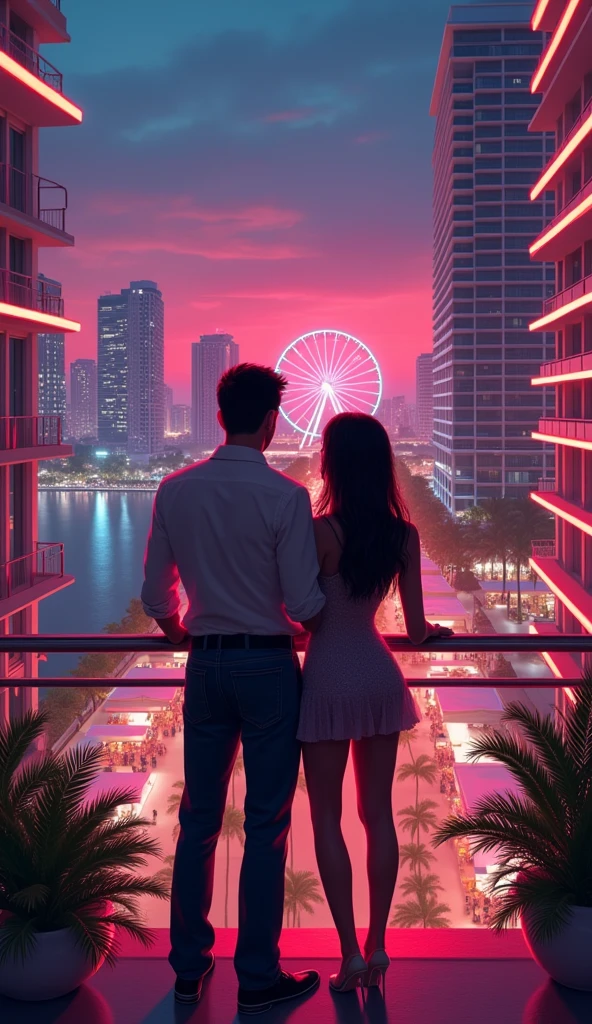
[141, 445, 326, 636]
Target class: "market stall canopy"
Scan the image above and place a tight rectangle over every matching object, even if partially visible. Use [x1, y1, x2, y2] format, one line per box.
[125, 666, 185, 679]
[83, 724, 148, 743]
[454, 762, 520, 813]
[105, 685, 178, 713]
[85, 772, 145, 805]
[421, 575, 455, 597]
[479, 580, 552, 594]
[423, 595, 468, 627]
[420, 555, 440, 575]
[437, 687, 504, 725]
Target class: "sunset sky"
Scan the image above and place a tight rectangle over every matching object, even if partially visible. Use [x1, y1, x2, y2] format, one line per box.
[40, 0, 470, 403]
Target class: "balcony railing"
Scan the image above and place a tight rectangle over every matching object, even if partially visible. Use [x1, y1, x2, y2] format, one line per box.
[537, 477, 556, 491]
[0, 23, 62, 92]
[531, 539, 556, 557]
[557, 93, 592, 152]
[0, 542, 64, 601]
[0, 269, 64, 317]
[536, 417, 592, 444]
[0, 164, 68, 234]
[542, 271, 592, 317]
[0, 415, 62, 450]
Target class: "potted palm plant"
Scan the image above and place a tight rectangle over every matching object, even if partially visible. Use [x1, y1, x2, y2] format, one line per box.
[433, 675, 592, 991]
[0, 710, 169, 1001]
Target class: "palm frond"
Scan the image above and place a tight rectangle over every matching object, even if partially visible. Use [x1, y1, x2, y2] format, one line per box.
[500, 701, 580, 808]
[0, 710, 49, 801]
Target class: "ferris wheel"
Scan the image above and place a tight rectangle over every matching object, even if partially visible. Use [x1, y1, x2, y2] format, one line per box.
[276, 330, 382, 448]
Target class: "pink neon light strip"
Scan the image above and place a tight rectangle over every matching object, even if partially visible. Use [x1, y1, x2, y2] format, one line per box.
[531, 367, 592, 385]
[531, 109, 592, 199]
[532, 430, 592, 451]
[531, 0, 581, 94]
[530, 192, 592, 256]
[529, 556, 592, 633]
[0, 53, 83, 123]
[531, 490, 592, 536]
[532, 0, 551, 30]
[529, 289, 592, 331]
[0, 302, 80, 332]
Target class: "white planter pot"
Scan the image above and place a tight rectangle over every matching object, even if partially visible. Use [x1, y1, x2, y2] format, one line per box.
[522, 906, 592, 991]
[0, 923, 114, 1002]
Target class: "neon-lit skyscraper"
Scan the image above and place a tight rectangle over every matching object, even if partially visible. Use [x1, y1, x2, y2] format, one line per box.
[70, 359, 97, 441]
[98, 290, 128, 451]
[431, 3, 556, 512]
[527, 0, 592, 671]
[191, 334, 239, 448]
[127, 281, 165, 456]
[415, 353, 434, 441]
[0, 0, 81, 726]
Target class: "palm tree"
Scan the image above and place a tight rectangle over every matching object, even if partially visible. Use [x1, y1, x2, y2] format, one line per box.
[221, 806, 245, 927]
[397, 754, 437, 805]
[433, 676, 592, 942]
[397, 799, 439, 844]
[0, 710, 168, 966]
[390, 892, 451, 929]
[399, 842, 437, 874]
[481, 497, 514, 598]
[399, 728, 418, 763]
[399, 872, 444, 900]
[153, 854, 175, 893]
[283, 868, 324, 927]
[166, 780, 184, 817]
[506, 499, 554, 622]
[231, 752, 244, 807]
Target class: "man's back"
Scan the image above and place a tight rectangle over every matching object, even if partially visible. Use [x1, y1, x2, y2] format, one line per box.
[141, 445, 323, 635]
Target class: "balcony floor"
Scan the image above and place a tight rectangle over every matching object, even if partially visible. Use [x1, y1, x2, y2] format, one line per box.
[1, 954, 592, 1024]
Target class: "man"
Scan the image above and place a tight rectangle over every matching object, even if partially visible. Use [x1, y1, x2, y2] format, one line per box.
[141, 364, 325, 1014]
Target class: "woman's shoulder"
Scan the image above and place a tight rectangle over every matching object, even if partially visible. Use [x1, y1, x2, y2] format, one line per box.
[314, 514, 344, 543]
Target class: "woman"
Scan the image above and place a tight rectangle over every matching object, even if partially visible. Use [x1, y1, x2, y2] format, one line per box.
[298, 413, 452, 993]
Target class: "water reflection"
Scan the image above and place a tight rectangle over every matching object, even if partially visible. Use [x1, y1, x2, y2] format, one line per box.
[523, 979, 592, 1024]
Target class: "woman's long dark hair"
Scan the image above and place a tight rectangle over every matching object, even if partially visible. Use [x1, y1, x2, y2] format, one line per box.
[316, 413, 410, 601]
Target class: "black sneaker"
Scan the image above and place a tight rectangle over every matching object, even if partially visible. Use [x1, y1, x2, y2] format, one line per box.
[238, 969, 320, 1015]
[174, 954, 215, 1004]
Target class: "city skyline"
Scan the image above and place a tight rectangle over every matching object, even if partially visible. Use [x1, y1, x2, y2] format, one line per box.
[38, 0, 475, 403]
[191, 333, 240, 447]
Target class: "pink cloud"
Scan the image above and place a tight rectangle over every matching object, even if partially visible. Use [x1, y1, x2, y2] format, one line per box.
[354, 130, 391, 145]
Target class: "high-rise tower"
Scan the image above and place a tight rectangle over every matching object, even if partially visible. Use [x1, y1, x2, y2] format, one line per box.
[191, 334, 239, 447]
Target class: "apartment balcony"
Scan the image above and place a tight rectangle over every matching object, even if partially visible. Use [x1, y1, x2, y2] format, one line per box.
[0, 21, 81, 127]
[530, 275, 592, 333]
[532, 488, 592, 538]
[0, 165, 73, 246]
[8, 0, 69, 44]
[537, 477, 556, 492]
[532, 417, 592, 451]
[529, 553, 592, 634]
[0, 269, 80, 334]
[531, 539, 556, 558]
[530, 178, 592, 263]
[531, 94, 592, 200]
[0, 415, 72, 466]
[530, 3, 592, 131]
[0, 632, 590, 1023]
[0, 542, 73, 619]
[532, 0, 571, 33]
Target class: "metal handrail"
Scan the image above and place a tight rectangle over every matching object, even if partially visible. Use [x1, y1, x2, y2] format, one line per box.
[537, 417, 592, 442]
[543, 273, 592, 316]
[0, 269, 64, 317]
[0, 634, 590, 654]
[0, 22, 62, 91]
[0, 544, 64, 600]
[0, 415, 62, 450]
[0, 164, 68, 232]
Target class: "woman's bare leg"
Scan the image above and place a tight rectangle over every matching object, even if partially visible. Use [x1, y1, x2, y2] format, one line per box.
[351, 733, 400, 956]
[302, 740, 361, 959]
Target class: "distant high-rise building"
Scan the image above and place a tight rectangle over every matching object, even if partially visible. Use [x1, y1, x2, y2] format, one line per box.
[171, 404, 191, 435]
[98, 289, 129, 450]
[191, 334, 239, 447]
[38, 330, 66, 420]
[416, 353, 434, 441]
[430, 4, 555, 512]
[70, 359, 97, 440]
[164, 385, 174, 434]
[127, 281, 165, 456]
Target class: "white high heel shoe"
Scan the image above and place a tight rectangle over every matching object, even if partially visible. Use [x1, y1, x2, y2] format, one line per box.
[364, 949, 390, 992]
[329, 953, 367, 993]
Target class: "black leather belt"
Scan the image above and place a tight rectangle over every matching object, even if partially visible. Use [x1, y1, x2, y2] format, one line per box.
[192, 634, 293, 651]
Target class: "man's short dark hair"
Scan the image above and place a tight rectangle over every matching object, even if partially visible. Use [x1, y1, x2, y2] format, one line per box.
[217, 363, 287, 435]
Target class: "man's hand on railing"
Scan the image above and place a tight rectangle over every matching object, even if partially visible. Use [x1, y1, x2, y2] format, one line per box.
[154, 614, 190, 646]
[425, 622, 454, 640]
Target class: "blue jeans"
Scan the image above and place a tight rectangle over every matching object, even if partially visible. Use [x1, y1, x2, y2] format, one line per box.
[169, 646, 302, 990]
